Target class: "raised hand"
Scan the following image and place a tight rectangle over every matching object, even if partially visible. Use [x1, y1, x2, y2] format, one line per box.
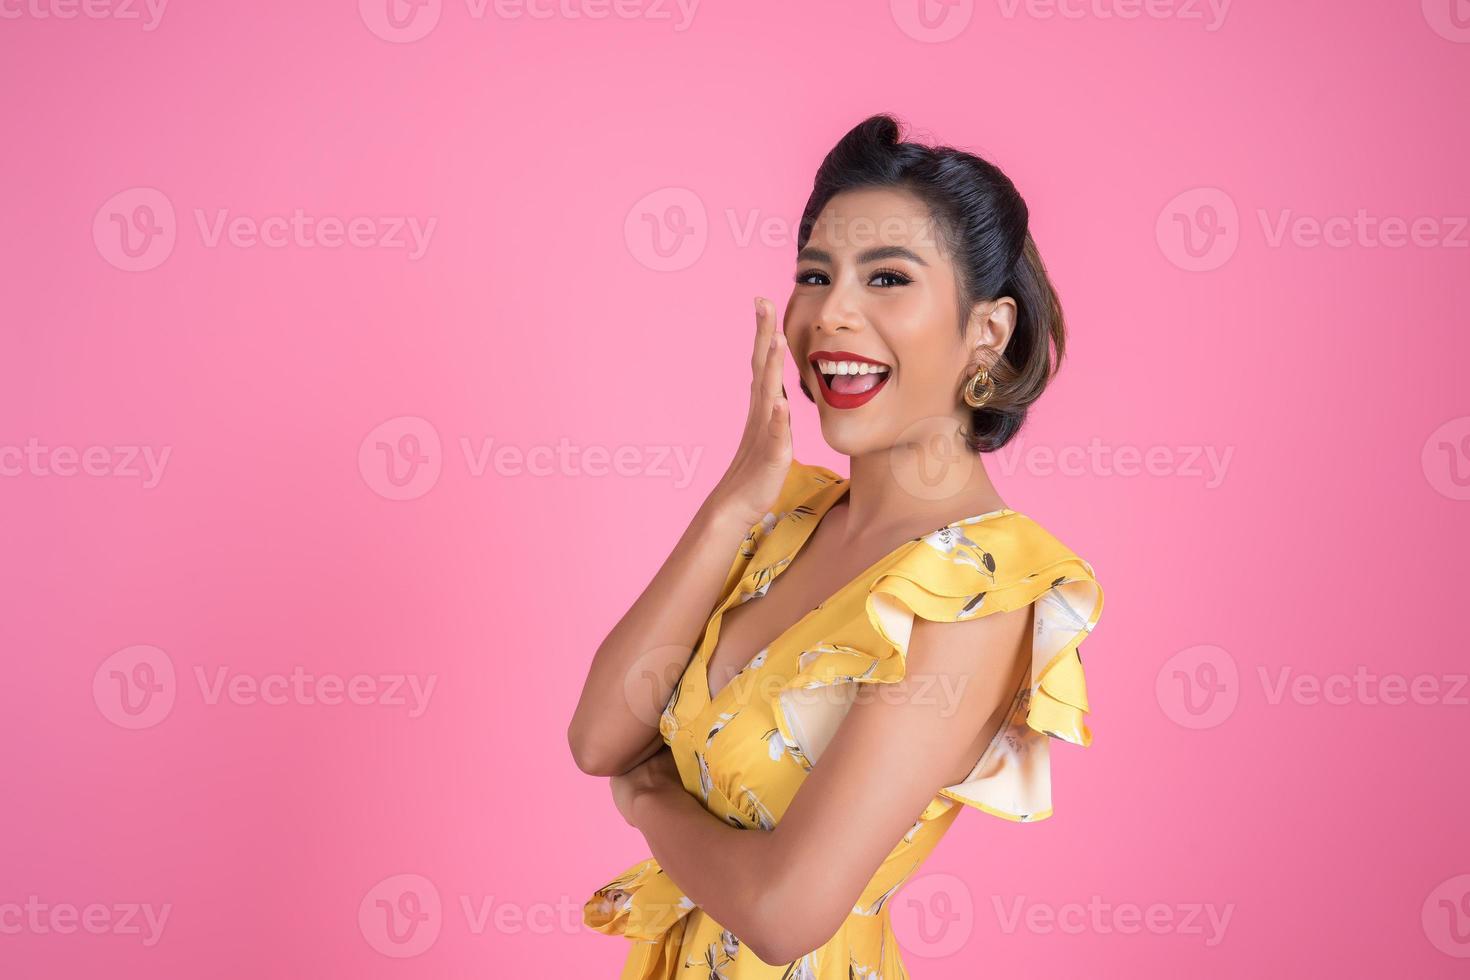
[710, 296, 794, 529]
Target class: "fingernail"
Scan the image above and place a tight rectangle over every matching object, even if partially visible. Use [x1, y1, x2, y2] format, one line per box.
[754, 297, 763, 314]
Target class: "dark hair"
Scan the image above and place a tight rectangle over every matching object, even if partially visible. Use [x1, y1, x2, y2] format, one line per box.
[794, 113, 1066, 454]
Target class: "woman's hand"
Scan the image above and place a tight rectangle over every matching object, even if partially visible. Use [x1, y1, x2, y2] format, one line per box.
[610, 745, 684, 828]
[708, 297, 794, 530]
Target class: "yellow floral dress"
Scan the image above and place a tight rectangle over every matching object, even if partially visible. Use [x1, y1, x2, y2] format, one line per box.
[583, 460, 1105, 979]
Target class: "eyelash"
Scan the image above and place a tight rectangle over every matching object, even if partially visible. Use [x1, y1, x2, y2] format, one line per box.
[795, 267, 913, 288]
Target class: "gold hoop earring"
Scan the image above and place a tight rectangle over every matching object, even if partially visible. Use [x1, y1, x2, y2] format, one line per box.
[963, 364, 995, 409]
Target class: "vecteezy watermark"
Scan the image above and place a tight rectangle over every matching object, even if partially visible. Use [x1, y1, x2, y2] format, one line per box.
[1423, 874, 1470, 958]
[460, 436, 702, 486]
[623, 189, 951, 272]
[991, 436, 1233, 488]
[624, 187, 708, 272]
[0, 0, 168, 30]
[880, 419, 1237, 494]
[360, 874, 442, 957]
[1157, 644, 1469, 730]
[1422, 416, 1470, 501]
[1157, 187, 1470, 271]
[0, 897, 172, 946]
[994, 0, 1230, 30]
[0, 439, 171, 489]
[991, 895, 1235, 946]
[357, 0, 700, 43]
[888, 0, 975, 43]
[1156, 644, 1239, 730]
[1155, 187, 1240, 271]
[890, 872, 975, 958]
[93, 646, 177, 730]
[1258, 666, 1469, 708]
[1422, 0, 1470, 43]
[624, 649, 974, 727]
[92, 646, 438, 729]
[358, 873, 591, 957]
[889, 0, 1230, 43]
[1257, 209, 1470, 250]
[194, 666, 437, 718]
[93, 188, 436, 272]
[357, 416, 704, 500]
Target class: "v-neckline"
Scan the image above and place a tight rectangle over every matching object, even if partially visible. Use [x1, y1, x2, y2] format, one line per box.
[693, 476, 1017, 711]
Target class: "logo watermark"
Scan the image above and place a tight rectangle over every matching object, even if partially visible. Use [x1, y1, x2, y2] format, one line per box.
[94, 188, 436, 271]
[891, 872, 974, 958]
[991, 436, 1232, 488]
[890, 0, 1230, 43]
[1422, 416, 1470, 501]
[1156, 644, 1239, 730]
[991, 894, 1234, 946]
[0, 897, 171, 946]
[1422, 0, 1470, 43]
[1423, 874, 1470, 958]
[623, 188, 952, 272]
[92, 646, 438, 729]
[0, 0, 167, 29]
[0, 439, 170, 488]
[358, 416, 704, 500]
[358, 0, 700, 43]
[1158, 644, 1468, 730]
[1158, 187, 1469, 271]
[875, 422, 1234, 496]
[995, 0, 1230, 30]
[1259, 666, 1467, 708]
[359, 873, 592, 957]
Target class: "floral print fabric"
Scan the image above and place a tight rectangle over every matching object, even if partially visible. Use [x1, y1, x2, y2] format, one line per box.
[583, 461, 1106, 978]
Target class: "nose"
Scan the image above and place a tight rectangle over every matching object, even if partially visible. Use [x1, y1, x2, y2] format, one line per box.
[812, 283, 862, 335]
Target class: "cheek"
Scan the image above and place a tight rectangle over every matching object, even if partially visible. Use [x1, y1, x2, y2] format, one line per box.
[889, 332, 964, 393]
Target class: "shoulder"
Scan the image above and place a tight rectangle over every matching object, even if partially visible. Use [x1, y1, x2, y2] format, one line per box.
[864, 508, 1103, 721]
[877, 509, 1102, 623]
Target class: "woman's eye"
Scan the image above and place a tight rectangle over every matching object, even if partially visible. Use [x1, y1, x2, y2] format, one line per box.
[794, 268, 910, 287]
[871, 269, 912, 287]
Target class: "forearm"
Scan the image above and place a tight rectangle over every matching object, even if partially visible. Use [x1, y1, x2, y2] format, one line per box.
[631, 782, 784, 960]
[568, 495, 756, 776]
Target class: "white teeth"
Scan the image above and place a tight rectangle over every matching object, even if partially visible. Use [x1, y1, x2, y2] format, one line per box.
[816, 358, 890, 375]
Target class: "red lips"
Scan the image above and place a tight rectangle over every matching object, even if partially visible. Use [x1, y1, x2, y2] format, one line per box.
[807, 349, 892, 410]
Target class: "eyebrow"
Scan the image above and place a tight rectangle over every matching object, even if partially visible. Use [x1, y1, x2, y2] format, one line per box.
[795, 245, 930, 267]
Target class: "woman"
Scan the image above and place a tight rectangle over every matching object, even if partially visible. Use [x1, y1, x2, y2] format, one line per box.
[568, 113, 1106, 978]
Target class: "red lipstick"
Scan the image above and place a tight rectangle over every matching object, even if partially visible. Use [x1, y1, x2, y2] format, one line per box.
[807, 349, 892, 410]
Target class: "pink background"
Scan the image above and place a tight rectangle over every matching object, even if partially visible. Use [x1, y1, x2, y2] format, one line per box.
[2, 0, 1468, 976]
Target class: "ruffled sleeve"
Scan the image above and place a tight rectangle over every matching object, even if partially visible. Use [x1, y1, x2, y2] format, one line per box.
[583, 856, 696, 939]
[766, 513, 1104, 823]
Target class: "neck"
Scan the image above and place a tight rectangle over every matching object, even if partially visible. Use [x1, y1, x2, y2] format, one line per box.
[837, 427, 1007, 547]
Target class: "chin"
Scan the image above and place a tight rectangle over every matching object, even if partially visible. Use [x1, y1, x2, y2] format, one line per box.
[816, 420, 888, 459]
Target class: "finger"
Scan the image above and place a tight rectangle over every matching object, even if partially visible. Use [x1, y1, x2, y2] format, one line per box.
[749, 327, 780, 430]
[763, 329, 786, 403]
[750, 297, 773, 375]
[767, 397, 789, 443]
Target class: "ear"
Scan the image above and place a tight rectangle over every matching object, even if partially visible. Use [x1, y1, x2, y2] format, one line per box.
[963, 297, 1018, 366]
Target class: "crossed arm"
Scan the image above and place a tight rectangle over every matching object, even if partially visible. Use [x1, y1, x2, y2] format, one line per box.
[620, 602, 1033, 965]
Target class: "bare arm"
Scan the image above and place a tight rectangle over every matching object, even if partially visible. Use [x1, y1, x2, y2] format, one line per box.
[567, 297, 795, 777]
[567, 498, 757, 776]
[623, 602, 1033, 964]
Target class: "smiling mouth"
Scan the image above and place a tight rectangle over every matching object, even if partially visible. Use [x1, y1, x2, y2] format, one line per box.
[809, 354, 892, 408]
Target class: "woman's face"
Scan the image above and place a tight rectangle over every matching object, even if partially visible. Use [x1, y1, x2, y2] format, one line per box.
[783, 186, 1012, 458]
